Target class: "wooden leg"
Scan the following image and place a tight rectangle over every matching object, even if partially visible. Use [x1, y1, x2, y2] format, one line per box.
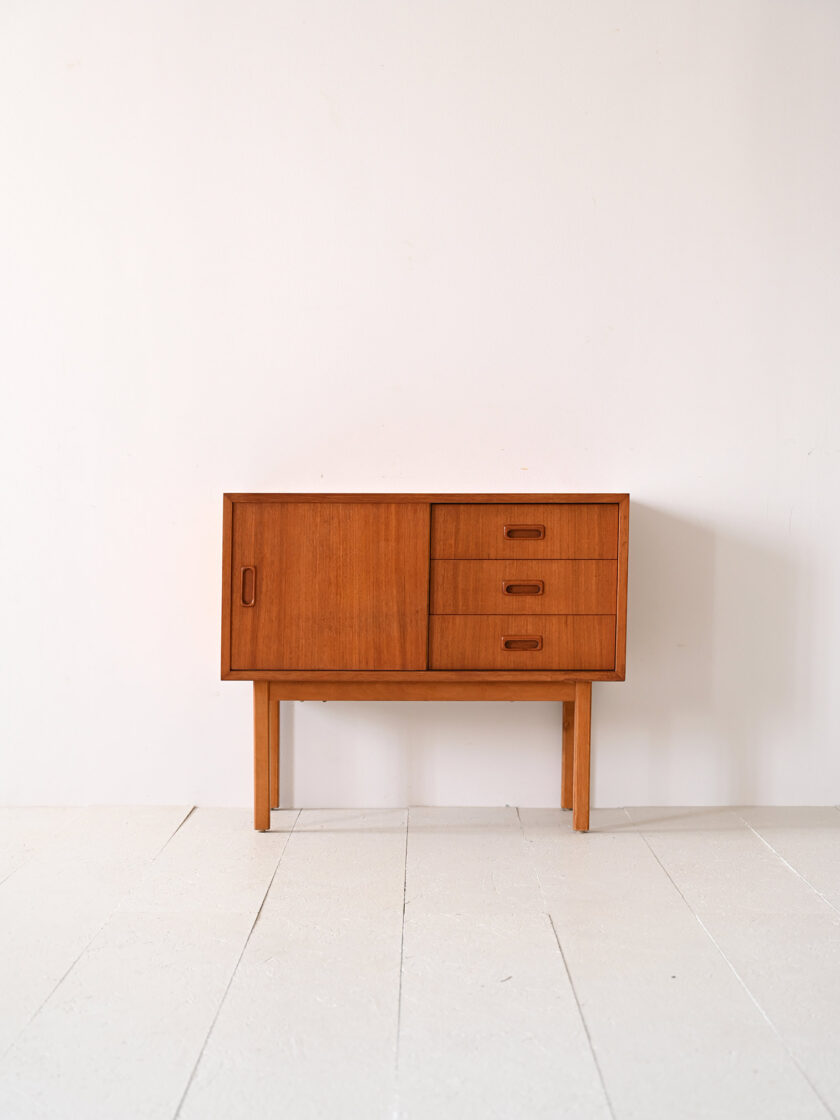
[253, 681, 271, 831]
[572, 681, 592, 832]
[269, 699, 280, 810]
[561, 700, 574, 810]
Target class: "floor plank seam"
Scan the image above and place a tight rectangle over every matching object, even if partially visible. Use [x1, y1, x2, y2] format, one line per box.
[150, 805, 196, 862]
[514, 805, 553, 917]
[0, 950, 104, 1070]
[635, 824, 838, 1120]
[736, 814, 840, 919]
[514, 805, 548, 910]
[0, 807, 87, 890]
[391, 806, 411, 1118]
[0, 805, 198, 1067]
[515, 807, 618, 1120]
[547, 913, 617, 1120]
[513, 806, 558, 916]
[172, 809, 301, 1120]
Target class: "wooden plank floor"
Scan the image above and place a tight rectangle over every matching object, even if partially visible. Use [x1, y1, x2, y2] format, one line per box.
[0, 806, 837, 1119]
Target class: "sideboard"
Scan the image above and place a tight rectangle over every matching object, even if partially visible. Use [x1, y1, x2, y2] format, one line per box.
[221, 493, 629, 832]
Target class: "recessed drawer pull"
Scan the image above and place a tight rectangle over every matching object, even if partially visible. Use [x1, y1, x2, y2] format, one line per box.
[501, 635, 543, 651]
[502, 580, 544, 596]
[503, 524, 545, 540]
[240, 566, 256, 607]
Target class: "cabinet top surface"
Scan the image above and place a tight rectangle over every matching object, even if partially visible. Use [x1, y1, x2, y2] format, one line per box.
[225, 493, 629, 503]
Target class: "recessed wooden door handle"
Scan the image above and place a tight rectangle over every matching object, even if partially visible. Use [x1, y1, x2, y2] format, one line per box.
[503, 524, 545, 540]
[240, 566, 256, 607]
[501, 635, 543, 651]
[502, 580, 544, 596]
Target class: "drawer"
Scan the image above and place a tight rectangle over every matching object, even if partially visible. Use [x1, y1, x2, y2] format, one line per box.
[430, 560, 617, 614]
[431, 503, 618, 559]
[429, 615, 616, 671]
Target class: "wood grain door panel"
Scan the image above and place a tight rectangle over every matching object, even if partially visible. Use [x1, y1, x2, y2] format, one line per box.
[430, 559, 618, 615]
[230, 502, 430, 670]
[431, 503, 618, 559]
[429, 615, 616, 671]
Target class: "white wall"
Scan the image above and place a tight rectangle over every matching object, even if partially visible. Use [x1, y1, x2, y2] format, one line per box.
[2, 0, 839, 809]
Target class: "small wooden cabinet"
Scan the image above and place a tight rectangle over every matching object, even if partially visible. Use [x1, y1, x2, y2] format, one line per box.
[221, 493, 629, 832]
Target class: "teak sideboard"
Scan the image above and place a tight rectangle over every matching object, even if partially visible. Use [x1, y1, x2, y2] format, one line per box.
[221, 493, 629, 832]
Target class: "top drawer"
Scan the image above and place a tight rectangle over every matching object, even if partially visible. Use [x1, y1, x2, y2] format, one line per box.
[431, 503, 618, 559]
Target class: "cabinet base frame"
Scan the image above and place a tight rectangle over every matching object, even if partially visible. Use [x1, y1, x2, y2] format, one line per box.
[252, 679, 594, 833]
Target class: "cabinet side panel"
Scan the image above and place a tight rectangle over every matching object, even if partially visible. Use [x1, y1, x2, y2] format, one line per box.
[615, 495, 629, 678]
[220, 495, 233, 677]
[230, 502, 430, 671]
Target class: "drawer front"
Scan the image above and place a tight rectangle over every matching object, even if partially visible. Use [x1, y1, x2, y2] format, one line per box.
[429, 615, 616, 671]
[431, 503, 618, 559]
[430, 559, 617, 615]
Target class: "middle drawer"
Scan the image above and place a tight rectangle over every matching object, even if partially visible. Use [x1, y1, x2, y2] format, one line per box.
[430, 559, 617, 615]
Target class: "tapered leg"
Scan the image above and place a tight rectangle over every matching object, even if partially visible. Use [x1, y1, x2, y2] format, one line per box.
[269, 699, 280, 809]
[561, 700, 575, 810]
[253, 681, 271, 831]
[572, 681, 592, 832]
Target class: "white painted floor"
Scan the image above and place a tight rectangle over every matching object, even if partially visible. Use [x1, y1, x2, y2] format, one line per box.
[0, 807, 838, 1119]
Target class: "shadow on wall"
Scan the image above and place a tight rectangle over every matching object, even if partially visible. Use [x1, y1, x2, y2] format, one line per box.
[278, 697, 566, 809]
[276, 501, 801, 808]
[595, 501, 800, 805]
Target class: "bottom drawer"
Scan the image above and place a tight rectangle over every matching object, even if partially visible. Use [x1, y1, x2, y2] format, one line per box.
[429, 615, 616, 671]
